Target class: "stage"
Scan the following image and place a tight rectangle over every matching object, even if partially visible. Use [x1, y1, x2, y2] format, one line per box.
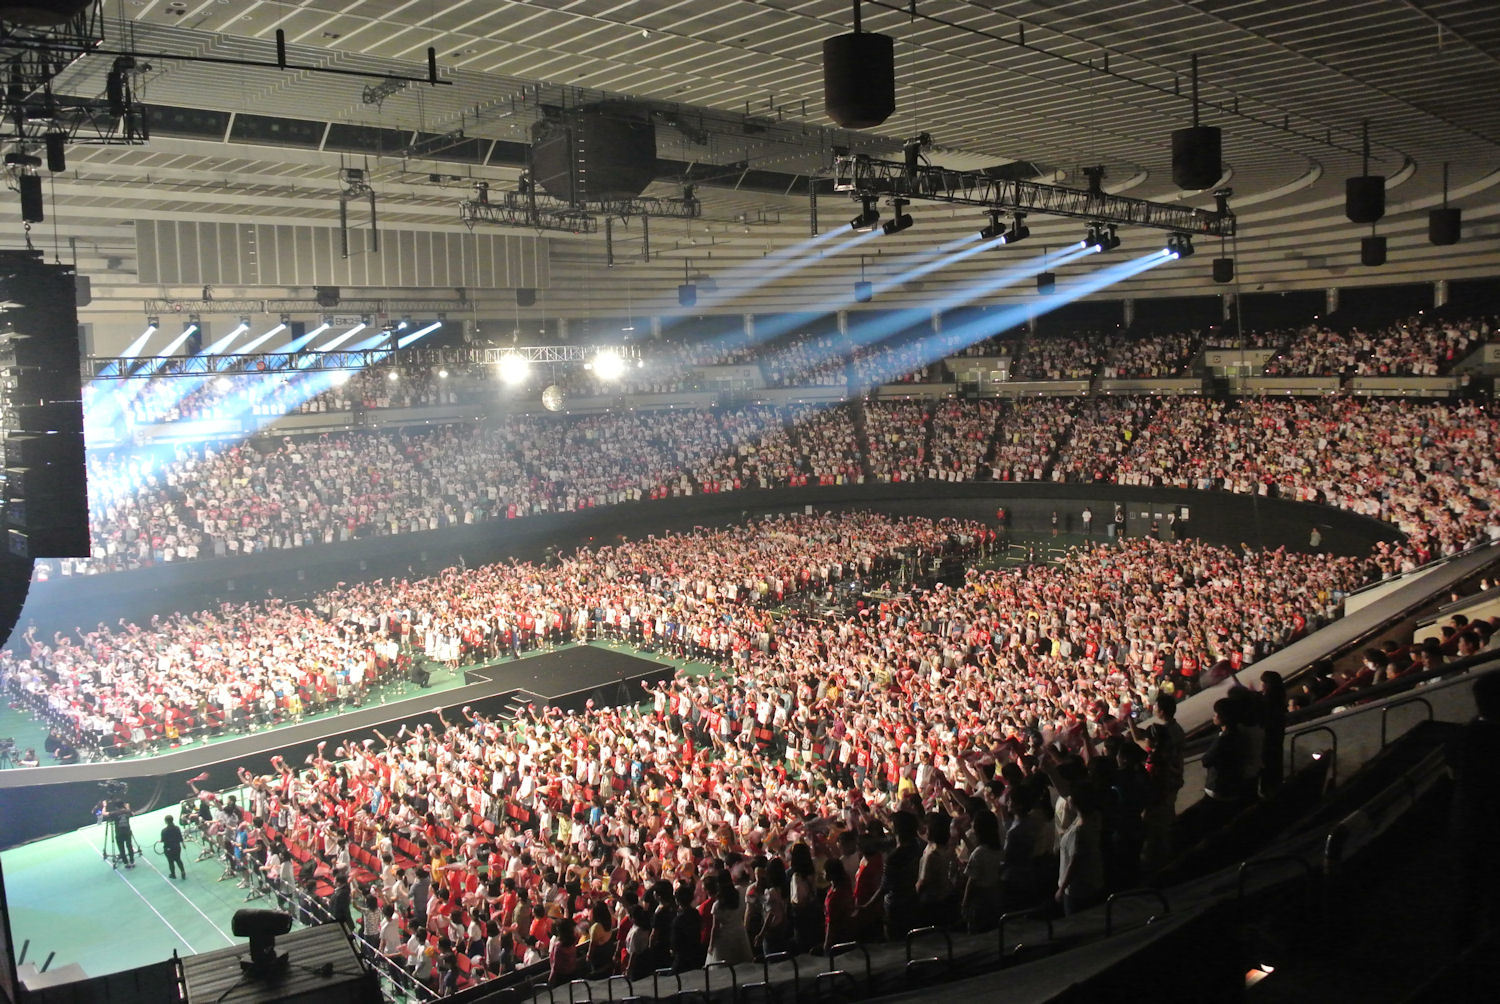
[0, 643, 675, 849]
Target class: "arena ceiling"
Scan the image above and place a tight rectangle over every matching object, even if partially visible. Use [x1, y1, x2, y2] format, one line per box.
[9, 0, 1500, 320]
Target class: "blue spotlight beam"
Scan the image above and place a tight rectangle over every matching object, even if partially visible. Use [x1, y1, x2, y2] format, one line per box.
[737, 228, 970, 351]
[662, 225, 853, 319]
[97, 325, 156, 377]
[397, 321, 442, 349]
[857, 249, 1176, 386]
[841, 242, 1095, 355]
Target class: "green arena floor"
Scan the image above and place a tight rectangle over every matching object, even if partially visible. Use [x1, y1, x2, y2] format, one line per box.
[0, 641, 718, 987]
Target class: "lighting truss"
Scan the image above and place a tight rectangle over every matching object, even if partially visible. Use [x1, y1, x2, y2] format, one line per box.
[460, 194, 599, 234]
[140, 297, 468, 316]
[84, 344, 636, 379]
[460, 186, 702, 235]
[0, 3, 148, 147]
[833, 154, 1234, 237]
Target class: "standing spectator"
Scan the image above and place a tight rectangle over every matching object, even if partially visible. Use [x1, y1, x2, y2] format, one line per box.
[823, 860, 857, 955]
[160, 815, 186, 879]
[960, 810, 1004, 931]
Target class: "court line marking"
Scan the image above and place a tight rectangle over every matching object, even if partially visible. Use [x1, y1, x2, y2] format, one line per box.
[76, 829, 197, 956]
[134, 835, 237, 946]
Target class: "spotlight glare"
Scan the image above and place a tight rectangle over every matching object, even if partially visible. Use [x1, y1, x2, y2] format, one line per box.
[593, 348, 627, 381]
[1165, 233, 1195, 258]
[498, 352, 531, 386]
[387, 370, 399, 382]
[978, 211, 1006, 242]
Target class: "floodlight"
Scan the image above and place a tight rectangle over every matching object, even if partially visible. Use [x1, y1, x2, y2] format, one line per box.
[881, 198, 913, 235]
[849, 196, 880, 232]
[1008, 213, 1030, 244]
[594, 349, 627, 381]
[979, 211, 1006, 242]
[231, 908, 292, 979]
[498, 353, 530, 386]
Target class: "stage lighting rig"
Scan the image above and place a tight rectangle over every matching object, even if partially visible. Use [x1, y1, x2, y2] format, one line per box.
[978, 210, 1006, 243]
[1085, 223, 1121, 252]
[1008, 213, 1030, 244]
[849, 196, 880, 232]
[881, 198, 913, 235]
[1165, 233, 1195, 258]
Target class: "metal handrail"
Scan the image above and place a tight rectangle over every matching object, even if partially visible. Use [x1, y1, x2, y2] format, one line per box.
[531, 980, 558, 1004]
[604, 974, 633, 1002]
[1288, 725, 1339, 785]
[651, 968, 682, 1001]
[701, 960, 738, 1000]
[827, 942, 872, 994]
[1378, 695, 1434, 747]
[903, 926, 954, 966]
[762, 951, 800, 1000]
[1104, 888, 1170, 936]
[568, 978, 593, 1003]
[997, 906, 1055, 967]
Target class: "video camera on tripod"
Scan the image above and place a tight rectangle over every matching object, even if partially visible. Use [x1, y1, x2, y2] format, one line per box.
[96, 780, 138, 868]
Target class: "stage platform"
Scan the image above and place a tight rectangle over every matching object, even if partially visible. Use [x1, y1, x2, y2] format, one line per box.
[0, 644, 673, 848]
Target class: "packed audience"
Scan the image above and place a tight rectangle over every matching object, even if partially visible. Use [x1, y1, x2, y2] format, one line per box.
[862, 401, 930, 482]
[985, 399, 1076, 482]
[135, 514, 1369, 995]
[1100, 331, 1203, 379]
[928, 399, 1001, 481]
[1264, 316, 1491, 377]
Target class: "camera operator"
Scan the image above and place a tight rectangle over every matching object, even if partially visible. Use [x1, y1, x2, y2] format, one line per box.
[100, 795, 137, 867]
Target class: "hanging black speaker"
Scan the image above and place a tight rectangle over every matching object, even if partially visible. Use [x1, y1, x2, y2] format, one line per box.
[677, 283, 697, 307]
[1036, 272, 1055, 294]
[515, 288, 536, 308]
[1212, 258, 1234, 284]
[1360, 235, 1387, 267]
[1345, 176, 1385, 224]
[853, 281, 873, 303]
[1171, 126, 1222, 190]
[44, 132, 66, 173]
[1428, 207, 1461, 246]
[823, 32, 895, 129]
[18, 173, 43, 223]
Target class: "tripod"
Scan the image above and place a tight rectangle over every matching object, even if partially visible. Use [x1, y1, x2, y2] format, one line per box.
[101, 815, 139, 869]
[0, 748, 15, 770]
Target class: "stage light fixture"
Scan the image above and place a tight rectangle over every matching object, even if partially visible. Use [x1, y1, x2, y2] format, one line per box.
[593, 349, 627, 381]
[498, 353, 531, 386]
[978, 211, 1006, 242]
[849, 197, 880, 232]
[231, 908, 292, 979]
[1165, 233, 1195, 258]
[1008, 213, 1030, 244]
[881, 199, 913, 235]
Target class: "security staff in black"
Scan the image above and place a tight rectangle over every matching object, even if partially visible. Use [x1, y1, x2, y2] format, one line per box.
[161, 815, 186, 878]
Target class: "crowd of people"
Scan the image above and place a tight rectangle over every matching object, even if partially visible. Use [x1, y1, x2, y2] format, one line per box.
[1263, 316, 1491, 377]
[57, 385, 1500, 580]
[130, 506, 1375, 994]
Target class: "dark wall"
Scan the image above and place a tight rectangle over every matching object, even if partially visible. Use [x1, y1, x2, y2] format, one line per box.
[16, 482, 1398, 639]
